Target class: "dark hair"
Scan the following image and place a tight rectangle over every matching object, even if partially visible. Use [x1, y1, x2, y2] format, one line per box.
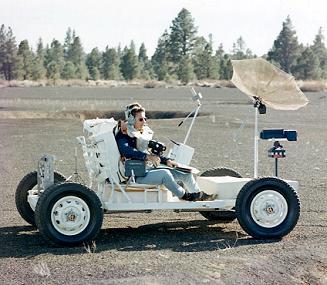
[127, 102, 142, 110]
[130, 106, 145, 117]
[124, 102, 143, 120]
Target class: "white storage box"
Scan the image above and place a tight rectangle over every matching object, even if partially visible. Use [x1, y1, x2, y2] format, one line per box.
[168, 143, 194, 165]
[196, 176, 299, 200]
[196, 176, 251, 199]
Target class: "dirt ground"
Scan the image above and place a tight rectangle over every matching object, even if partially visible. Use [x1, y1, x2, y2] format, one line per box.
[0, 87, 326, 285]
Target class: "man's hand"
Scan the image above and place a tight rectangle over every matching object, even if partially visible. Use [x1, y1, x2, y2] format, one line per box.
[146, 154, 160, 167]
[167, 159, 179, 168]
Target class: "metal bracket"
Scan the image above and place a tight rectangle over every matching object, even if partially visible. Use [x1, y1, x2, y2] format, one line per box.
[37, 154, 55, 192]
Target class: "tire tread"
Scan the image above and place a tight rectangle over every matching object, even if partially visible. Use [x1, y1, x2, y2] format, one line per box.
[235, 177, 300, 239]
[15, 171, 66, 226]
[34, 182, 103, 246]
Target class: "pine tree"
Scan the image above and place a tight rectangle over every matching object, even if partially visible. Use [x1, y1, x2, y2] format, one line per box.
[193, 35, 219, 80]
[138, 43, 153, 79]
[63, 27, 73, 61]
[311, 28, 327, 79]
[208, 58, 220, 79]
[2, 27, 19, 80]
[120, 42, 139, 80]
[193, 36, 209, 79]
[47, 61, 61, 83]
[293, 46, 320, 79]
[0, 25, 6, 79]
[232, 37, 245, 59]
[31, 38, 46, 80]
[61, 62, 76, 79]
[267, 16, 301, 74]
[62, 29, 88, 79]
[219, 54, 233, 80]
[117, 44, 122, 59]
[50, 39, 64, 69]
[86, 47, 101, 80]
[101, 46, 121, 80]
[46, 39, 64, 82]
[210, 57, 220, 80]
[69, 36, 88, 79]
[152, 30, 171, 80]
[169, 8, 198, 64]
[231, 36, 254, 60]
[206, 34, 219, 79]
[177, 55, 194, 84]
[138, 43, 148, 62]
[216, 44, 225, 80]
[44, 44, 51, 71]
[214, 44, 232, 80]
[17, 40, 33, 80]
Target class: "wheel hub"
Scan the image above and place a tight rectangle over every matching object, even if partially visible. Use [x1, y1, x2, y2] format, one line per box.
[66, 211, 77, 222]
[51, 196, 90, 236]
[250, 190, 288, 228]
[265, 205, 275, 214]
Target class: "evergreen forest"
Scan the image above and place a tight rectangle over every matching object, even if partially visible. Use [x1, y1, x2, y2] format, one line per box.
[1, 9, 327, 84]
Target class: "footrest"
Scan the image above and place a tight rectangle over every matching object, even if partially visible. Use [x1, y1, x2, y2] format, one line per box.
[115, 184, 162, 192]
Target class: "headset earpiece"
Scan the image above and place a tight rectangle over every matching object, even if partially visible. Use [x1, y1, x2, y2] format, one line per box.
[127, 114, 135, 125]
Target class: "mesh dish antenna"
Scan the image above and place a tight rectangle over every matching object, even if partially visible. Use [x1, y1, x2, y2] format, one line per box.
[231, 58, 309, 178]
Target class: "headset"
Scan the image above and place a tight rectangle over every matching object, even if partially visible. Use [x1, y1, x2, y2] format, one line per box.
[123, 103, 155, 151]
[125, 103, 143, 126]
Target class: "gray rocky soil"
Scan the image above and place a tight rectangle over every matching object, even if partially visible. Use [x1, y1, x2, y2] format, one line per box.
[0, 87, 326, 284]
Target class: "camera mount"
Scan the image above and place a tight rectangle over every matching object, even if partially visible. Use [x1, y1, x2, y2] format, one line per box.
[260, 129, 297, 177]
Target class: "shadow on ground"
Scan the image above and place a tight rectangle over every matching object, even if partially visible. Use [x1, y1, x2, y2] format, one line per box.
[0, 220, 279, 258]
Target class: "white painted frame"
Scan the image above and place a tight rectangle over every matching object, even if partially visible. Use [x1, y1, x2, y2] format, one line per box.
[27, 118, 298, 214]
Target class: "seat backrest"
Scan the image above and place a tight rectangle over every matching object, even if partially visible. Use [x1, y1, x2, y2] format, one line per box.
[80, 118, 123, 184]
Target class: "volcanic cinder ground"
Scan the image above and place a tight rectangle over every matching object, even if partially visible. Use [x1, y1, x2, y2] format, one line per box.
[0, 86, 326, 284]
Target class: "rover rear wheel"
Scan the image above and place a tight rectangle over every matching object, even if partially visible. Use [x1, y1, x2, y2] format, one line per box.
[35, 182, 103, 246]
[15, 171, 66, 226]
[199, 167, 241, 222]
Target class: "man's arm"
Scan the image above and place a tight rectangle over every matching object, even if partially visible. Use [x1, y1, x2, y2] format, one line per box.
[116, 135, 147, 161]
[116, 133, 162, 165]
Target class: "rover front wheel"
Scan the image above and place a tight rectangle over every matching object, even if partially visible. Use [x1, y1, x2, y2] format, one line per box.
[235, 177, 300, 239]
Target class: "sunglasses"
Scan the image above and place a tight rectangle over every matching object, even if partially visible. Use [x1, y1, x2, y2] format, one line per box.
[138, 117, 147, 122]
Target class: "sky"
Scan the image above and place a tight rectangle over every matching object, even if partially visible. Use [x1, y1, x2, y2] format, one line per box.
[1, 0, 327, 57]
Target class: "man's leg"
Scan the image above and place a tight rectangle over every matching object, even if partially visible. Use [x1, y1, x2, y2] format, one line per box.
[170, 169, 217, 201]
[136, 168, 216, 202]
[170, 169, 200, 193]
[135, 169, 185, 198]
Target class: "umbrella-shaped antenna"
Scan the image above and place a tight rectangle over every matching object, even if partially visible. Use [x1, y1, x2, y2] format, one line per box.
[231, 58, 309, 178]
[231, 58, 309, 110]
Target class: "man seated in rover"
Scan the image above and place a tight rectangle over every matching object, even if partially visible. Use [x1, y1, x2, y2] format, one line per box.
[115, 103, 216, 202]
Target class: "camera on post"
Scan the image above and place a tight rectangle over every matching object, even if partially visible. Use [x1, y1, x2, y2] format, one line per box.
[148, 140, 166, 156]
